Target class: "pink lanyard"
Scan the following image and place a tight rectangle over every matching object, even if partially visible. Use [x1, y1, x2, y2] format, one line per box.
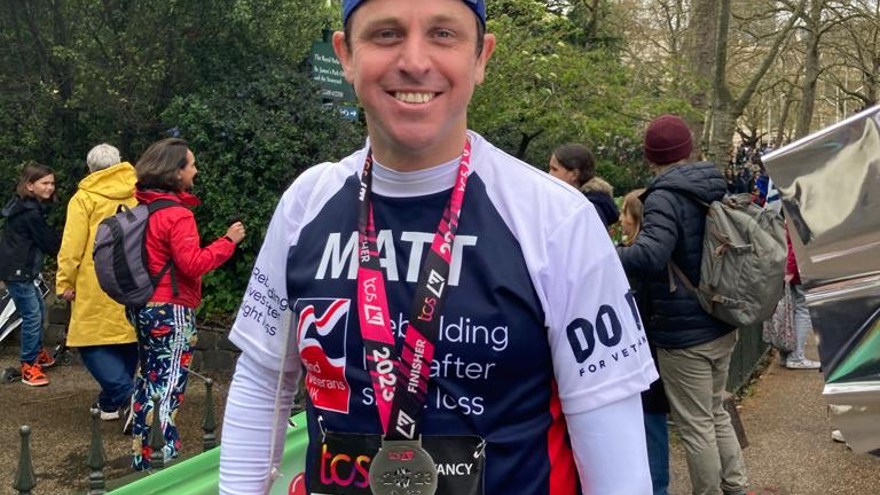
[356, 140, 472, 440]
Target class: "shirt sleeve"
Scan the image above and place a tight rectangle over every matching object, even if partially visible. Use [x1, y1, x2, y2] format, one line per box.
[228, 189, 303, 372]
[566, 393, 652, 494]
[222, 186, 308, 493]
[542, 203, 658, 415]
[219, 352, 300, 495]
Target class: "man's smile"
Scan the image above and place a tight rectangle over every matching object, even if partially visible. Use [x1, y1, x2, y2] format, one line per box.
[393, 91, 438, 104]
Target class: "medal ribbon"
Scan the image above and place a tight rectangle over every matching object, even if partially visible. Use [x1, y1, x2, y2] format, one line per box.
[356, 139, 472, 441]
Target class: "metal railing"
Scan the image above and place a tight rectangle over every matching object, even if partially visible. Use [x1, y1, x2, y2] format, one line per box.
[727, 323, 770, 393]
[12, 379, 218, 495]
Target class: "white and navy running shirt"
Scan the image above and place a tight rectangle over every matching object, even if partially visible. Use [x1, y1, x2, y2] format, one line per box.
[229, 131, 657, 495]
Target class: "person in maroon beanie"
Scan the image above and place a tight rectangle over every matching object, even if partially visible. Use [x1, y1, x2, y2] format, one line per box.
[617, 114, 752, 495]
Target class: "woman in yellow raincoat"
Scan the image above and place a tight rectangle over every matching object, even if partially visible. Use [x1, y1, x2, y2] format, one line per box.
[56, 143, 138, 424]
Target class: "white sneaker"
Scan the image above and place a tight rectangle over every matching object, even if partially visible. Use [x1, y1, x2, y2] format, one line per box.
[100, 409, 121, 421]
[92, 401, 121, 421]
[786, 358, 821, 370]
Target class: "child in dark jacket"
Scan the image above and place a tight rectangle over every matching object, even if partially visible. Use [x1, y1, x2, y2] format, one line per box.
[0, 162, 61, 386]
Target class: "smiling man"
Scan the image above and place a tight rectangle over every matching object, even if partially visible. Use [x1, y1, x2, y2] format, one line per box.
[219, 1, 657, 494]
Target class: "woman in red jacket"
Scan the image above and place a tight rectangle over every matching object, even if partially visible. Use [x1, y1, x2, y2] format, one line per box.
[129, 138, 245, 470]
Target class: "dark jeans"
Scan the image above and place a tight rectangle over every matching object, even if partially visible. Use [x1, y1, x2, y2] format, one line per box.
[78, 343, 139, 411]
[6, 280, 46, 364]
[644, 411, 670, 495]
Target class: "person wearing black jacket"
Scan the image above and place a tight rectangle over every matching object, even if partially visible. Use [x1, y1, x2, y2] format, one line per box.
[548, 143, 619, 228]
[619, 188, 671, 495]
[0, 162, 61, 387]
[617, 115, 750, 495]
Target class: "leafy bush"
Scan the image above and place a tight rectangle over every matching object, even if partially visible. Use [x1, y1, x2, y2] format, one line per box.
[162, 62, 364, 321]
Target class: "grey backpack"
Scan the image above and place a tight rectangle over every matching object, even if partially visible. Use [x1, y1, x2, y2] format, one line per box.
[670, 193, 787, 327]
[93, 199, 181, 307]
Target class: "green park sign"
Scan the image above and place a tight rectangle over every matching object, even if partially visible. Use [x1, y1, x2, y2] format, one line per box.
[310, 41, 356, 102]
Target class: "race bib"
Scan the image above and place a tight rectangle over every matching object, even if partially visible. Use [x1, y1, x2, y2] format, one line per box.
[309, 432, 485, 495]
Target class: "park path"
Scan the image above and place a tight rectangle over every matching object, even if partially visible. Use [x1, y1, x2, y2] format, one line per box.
[668, 340, 880, 495]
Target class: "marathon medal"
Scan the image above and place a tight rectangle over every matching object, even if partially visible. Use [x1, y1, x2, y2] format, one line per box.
[369, 439, 438, 495]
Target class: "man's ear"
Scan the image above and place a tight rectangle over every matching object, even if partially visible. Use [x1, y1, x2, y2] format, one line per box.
[474, 33, 496, 85]
[332, 31, 355, 84]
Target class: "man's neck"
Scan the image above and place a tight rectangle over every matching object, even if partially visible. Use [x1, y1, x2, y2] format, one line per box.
[369, 129, 469, 172]
[651, 159, 688, 176]
[652, 164, 673, 176]
[374, 151, 458, 172]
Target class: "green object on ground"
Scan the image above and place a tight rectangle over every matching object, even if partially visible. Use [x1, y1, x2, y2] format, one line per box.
[827, 319, 880, 384]
[108, 412, 309, 494]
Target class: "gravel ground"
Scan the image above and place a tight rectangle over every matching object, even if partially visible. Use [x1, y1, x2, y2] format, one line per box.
[0, 343, 231, 494]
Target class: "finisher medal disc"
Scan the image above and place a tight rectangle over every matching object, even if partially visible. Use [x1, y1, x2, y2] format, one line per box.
[369, 439, 438, 495]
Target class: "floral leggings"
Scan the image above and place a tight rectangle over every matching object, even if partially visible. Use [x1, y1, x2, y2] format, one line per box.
[128, 303, 197, 470]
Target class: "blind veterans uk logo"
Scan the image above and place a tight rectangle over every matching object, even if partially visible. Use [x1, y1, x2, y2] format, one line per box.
[297, 298, 353, 414]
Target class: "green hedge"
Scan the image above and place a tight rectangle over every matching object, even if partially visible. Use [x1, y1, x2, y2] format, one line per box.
[162, 64, 364, 321]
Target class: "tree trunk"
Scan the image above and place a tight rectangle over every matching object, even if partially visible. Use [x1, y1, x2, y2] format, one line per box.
[712, 104, 737, 167]
[865, 55, 880, 109]
[795, 0, 823, 138]
[516, 129, 545, 160]
[707, 0, 732, 165]
[706, 0, 806, 163]
[51, 0, 77, 159]
[582, 0, 602, 44]
[775, 93, 795, 146]
[685, 0, 719, 151]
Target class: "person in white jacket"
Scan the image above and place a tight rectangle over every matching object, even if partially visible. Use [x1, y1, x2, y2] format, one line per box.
[219, 1, 658, 494]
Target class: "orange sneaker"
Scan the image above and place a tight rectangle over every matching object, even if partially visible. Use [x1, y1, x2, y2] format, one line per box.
[35, 347, 56, 368]
[21, 362, 49, 387]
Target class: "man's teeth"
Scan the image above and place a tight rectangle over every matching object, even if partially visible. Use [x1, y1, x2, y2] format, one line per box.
[395, 92, 435, 103]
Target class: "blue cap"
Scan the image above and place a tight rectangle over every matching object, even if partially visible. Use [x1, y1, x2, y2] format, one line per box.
[343, 0, 486, 26]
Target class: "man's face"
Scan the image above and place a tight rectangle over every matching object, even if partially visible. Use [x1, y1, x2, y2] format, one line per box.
[334, 0, 495, 166]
